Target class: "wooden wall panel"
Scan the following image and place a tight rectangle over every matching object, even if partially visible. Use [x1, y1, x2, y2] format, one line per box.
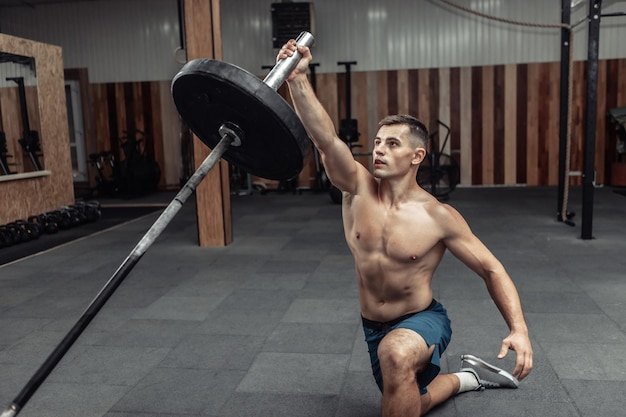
[482, 66, 494, 185]
[504, 64, 517, 185]
[595, 60, 607, 186]
[90, 81, 168, 188]
[537, 63, 550, 186]
[158, 80, 182, 188]
[459, 67, 472, 185]
[548, 62, 560, 185]
[493, 65, 504, 185]
[438, 68, 450, 154]
[471, 67, 483, 185]
[376, 71, 389, 124]
[604, 59, 619, 182]
[366, 71, 379, 160]
[74, 57, 626, 203]
[418, 69, 431, 133]
[408, 69, 419, 118]
[526, 63, 539, 186]
[91, 84, 110, 156]
[353, 71, 370, 168]
[516, 64, 528, 184]
[387, 71, 398, 116]
[397, 69, 409, 115]
[449, 68, 461, 172]
[570, 61, 585, 184]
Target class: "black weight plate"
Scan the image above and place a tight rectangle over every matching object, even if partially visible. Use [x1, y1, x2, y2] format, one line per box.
[172, 59, 311, 180]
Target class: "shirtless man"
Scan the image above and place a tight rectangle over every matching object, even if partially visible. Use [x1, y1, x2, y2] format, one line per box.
[278, 39, 533, 416]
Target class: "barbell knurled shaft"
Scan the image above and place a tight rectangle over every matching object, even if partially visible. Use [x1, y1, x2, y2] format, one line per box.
[1, 132, 233, 417]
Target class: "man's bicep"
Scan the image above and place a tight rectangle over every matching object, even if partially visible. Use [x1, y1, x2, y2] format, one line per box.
[442, 212, 497, 278]
[320, 139, 363, 193]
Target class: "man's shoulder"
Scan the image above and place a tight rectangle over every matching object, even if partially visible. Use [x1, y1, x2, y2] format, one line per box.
[418, 197, 465, 227]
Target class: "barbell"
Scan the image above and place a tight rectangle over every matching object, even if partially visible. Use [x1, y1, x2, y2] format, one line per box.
[1, 31, 315, 417]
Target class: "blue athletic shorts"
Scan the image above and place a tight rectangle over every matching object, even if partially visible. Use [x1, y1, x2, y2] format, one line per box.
[362, 299, 452, 395]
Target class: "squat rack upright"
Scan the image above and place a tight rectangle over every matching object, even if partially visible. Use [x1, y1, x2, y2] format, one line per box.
[557, 0, 626, 239]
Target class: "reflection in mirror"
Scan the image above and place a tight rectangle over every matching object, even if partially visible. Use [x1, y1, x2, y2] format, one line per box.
[0, 52, 42, 174]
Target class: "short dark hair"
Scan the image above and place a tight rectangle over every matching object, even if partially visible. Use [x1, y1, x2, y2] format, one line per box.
[378, 114, 429, 148]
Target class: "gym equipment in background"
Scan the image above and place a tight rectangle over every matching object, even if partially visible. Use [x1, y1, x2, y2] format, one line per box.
[416, 120, 460, 201]
[6, 77, 43, 171]
[0, 131, 16, 175]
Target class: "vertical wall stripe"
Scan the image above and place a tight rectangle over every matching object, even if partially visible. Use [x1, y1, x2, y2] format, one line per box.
[417, 69, 430, 132]
[159, 80, 181, 187]
[387, 71, 398, 116]
[570, 61, 585, 184]
[595, 60, 607, 185]
[471, 67, 483, 185]
[449, 68, 461, 170]
[376, 71, 389, 123]
[538, 63, 550, 186]
[604, 59, 618, 182]
[318, 73, 339, 126]
[438, 68, 451, 155]
[428, 69, 439, 137]
[548, 63, 560, 185]
[619, 59, 626, 104]
[482, 66, 494, 185]
[408, 70, 419, 117]
[459, 67, 472, 186]
[504, 64, 517, 184]
[527, 64, 540, 186]
[516, 64, 527, 184]
[493, 65, 505, 185]
[397, 69, 410, 115]
[354, 71, 370, 167]
[366, 71, 379, 168]
[336, 73, 346, 120]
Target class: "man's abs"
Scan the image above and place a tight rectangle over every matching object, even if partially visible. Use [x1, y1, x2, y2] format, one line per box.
[356, 266, 436, 322]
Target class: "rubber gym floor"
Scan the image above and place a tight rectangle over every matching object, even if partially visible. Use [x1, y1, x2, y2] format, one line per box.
[1, 185, 625, 417]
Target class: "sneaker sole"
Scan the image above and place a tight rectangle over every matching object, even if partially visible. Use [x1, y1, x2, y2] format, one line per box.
[460, 354, 519, 389]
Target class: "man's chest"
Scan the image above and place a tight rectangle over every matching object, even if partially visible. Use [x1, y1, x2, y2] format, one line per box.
[347, 201, 442, 261]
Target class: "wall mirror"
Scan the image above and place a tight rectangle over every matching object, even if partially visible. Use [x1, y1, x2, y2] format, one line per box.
[0, 52, 43, 175]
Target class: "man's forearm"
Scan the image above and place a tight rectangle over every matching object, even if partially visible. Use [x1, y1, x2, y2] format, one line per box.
[485, 274, 529, 334]
[287, 76, 338, 152]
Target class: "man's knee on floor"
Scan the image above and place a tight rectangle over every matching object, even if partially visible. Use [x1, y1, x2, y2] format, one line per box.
[378, 330, 433, 381]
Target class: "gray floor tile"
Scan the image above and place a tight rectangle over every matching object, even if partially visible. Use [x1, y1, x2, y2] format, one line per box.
[160, 334, 264, 370]
[263, 322, 357, 354]
[16, 383, 131, 417]
[282, 298, 360, 324]
[195, 309, 285, 337]
[561, 379, 626, 417]
[219, 392, 339, 417]
[526, 313, 626, 343]
[132, 295, 224, 321]
[237, 352, 350, 395]
[110, 368, 244, 415]
[97, 319, 199, 348]
[541, 341, 626, 380]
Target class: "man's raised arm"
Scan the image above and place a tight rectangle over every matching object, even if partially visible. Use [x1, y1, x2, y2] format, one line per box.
[279, 40, 359, 193]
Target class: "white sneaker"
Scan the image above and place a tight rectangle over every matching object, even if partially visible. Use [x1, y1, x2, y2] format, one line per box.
[460, 354, 519, 389]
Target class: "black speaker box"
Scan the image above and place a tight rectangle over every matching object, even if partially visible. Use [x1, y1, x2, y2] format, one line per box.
[271, 2, 315, 48]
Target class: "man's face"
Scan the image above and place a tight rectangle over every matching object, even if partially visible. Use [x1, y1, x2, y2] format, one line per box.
[372, 124, 426, 179]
